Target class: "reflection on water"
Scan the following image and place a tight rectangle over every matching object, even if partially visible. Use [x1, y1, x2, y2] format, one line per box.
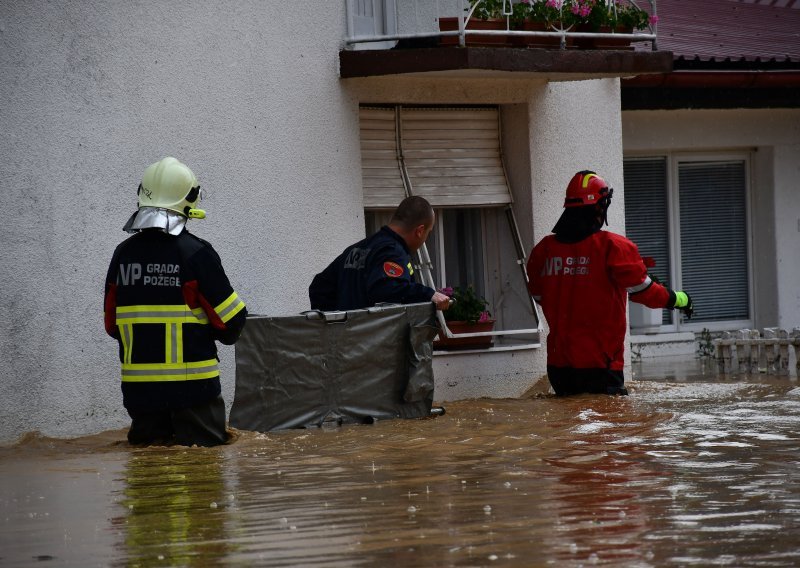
[118, 449, 230, 567]
[2, 368, 800, 567]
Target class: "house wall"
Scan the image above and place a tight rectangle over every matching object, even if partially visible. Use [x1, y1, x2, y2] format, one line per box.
[0, 0, 628, 441]
[0, 1, 360, 443]
[346, 77, 626, 400]
[622, 109, 800, 330]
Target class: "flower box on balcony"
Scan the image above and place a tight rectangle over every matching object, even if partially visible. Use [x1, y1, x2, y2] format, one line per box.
[438, 17, 563, 49]
[575, 25, 634, 50]
[438, 17, 512, 47]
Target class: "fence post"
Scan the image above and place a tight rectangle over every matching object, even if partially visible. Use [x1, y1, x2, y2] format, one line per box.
[720, 331, 733, 374]
[763, 327, 777, 373]
[736, 329, 751, 374]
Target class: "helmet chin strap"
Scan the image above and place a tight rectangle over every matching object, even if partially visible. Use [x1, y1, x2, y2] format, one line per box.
[598, 187, 613, 226]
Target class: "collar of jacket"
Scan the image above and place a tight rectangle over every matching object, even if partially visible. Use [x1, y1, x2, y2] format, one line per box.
[123, 207, 187, 236]
[379, 225, 411, 254]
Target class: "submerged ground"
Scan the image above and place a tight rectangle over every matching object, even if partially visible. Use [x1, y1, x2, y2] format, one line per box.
[2, 357, 799, 567]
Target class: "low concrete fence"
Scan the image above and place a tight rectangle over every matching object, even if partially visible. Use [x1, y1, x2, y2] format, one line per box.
[713, 328, 800, 375]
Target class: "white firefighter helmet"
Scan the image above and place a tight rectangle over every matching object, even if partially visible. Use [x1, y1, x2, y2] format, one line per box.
[138, 157, 204, 218]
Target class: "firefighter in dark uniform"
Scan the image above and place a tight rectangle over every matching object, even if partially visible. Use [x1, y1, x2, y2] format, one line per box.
[104, 157, 247, 446]
[309, 196, 451, 312]
[527, 170, 693, 396]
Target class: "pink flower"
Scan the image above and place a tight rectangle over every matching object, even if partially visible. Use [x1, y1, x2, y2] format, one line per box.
[649, 15, 659, 25]
[546, 0, 561, 7]
[439, 286, 454, 297]
[478, 311, 492, 323]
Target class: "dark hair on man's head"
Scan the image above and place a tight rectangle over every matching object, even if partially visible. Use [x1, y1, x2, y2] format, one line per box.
[391, 196, 434, 229]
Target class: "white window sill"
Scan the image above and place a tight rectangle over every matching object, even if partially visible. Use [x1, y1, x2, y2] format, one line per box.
[434, 342, 541, 356]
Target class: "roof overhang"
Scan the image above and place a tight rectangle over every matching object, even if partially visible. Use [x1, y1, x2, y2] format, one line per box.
[622, 69, 800, 109]
[340, 47, 674, 82]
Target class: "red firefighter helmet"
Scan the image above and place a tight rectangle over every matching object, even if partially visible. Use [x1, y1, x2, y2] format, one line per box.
[564, 171, 612, 208]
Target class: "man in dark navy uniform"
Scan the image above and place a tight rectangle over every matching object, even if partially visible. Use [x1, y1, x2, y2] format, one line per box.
[309, 196, 451, 311]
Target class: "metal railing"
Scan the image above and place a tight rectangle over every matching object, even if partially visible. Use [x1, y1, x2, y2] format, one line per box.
[345, 0, 658, 50]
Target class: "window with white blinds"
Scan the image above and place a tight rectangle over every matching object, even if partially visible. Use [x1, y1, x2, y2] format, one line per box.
[360, 106, 512, 208]
[678, 161, 749, 323]
[623, 157, 673, 326]
[623, 156, 751, 329]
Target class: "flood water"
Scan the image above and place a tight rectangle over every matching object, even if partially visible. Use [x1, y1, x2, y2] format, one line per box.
[2, 359, 800, 567]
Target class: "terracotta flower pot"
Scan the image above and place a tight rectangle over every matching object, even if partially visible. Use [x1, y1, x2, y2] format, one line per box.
[434, 319, 496, 350]
[575, 25, 634, 50]
[515, 21, 564, 49]
[438, 17, 512, 47]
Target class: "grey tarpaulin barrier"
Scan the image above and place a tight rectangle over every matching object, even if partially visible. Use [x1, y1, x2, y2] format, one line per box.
[229, 302, 440, 432]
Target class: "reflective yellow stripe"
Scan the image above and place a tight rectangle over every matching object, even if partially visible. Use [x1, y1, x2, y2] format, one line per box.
[121, 359, 219, 382]
[116, 304, 210, 325]
[119, 324, 133, 365]
[165, 323, 179, 364]
[192, 307, 209, 324]
[582, 173, 598, 188]
[215, 292, 245, 323]
[406, 262, 414, 276]
[175, 322, 183, 364]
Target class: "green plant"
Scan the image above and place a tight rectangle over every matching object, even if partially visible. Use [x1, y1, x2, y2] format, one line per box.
[468, 0, 508, 20]
[697, 328, 715, 359]
[439, 286, 492, 324]
[612, 2, 651, 30]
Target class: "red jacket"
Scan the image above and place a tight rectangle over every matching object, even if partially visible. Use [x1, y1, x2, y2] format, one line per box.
[527, 231, 670, 371]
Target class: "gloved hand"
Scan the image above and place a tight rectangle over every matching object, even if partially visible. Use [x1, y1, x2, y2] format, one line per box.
[673, 291, 693, 319]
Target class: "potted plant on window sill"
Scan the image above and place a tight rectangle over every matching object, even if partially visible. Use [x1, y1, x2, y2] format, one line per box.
[434, 285, 496, 350]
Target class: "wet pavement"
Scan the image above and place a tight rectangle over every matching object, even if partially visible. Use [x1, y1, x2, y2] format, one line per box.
[2, 357, 800, 567]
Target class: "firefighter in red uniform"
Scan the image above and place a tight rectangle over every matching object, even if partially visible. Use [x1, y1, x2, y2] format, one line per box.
[104, 157, 247, 446]
[527, 170, 693, 396]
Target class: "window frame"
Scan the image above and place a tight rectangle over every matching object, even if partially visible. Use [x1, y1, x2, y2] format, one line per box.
[624, 150, 754, 333]
[359, 104, 542, 351]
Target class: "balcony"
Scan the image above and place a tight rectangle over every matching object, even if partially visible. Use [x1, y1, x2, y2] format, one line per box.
[341, 0, 672, 80]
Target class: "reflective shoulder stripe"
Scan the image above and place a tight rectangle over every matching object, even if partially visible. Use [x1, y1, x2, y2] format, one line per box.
[121, 359, 219, 382]
[406, 261, 414, 276]
[215, 292, 246, 323]
[627, 275, 652, 295]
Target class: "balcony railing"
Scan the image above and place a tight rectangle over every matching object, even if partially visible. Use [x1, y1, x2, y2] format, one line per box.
[345, 0, 658, 51]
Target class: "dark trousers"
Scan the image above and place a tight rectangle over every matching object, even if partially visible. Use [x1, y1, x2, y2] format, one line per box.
[127, 396, 229, 447]
[547, 366, 628, 396]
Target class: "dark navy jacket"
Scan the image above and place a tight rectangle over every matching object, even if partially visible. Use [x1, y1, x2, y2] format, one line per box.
[104, 230, 247, 413]
[309, 226, 435, 311]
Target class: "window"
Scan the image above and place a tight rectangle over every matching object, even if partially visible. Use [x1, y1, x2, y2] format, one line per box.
[360, 105, 540, 348]
[349, 0, 398, 50]
[366, 208, 487, 300]
[624, 155, 751, 331]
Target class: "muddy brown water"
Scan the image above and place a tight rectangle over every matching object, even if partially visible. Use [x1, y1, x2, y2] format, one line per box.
[2, 360, 800, 567]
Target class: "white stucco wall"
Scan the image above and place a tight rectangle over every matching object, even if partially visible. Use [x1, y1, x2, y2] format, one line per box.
[622, 109, 800, 329]
[0, 1, 362, 443]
